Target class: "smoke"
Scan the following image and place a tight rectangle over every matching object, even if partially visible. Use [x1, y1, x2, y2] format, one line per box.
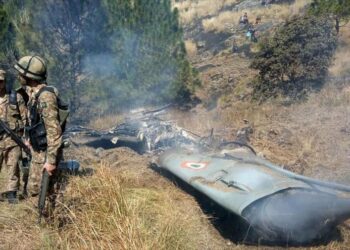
[82, 54, 117, 77]
[81, 47, 178, 110]
[15, 0, 188, 115]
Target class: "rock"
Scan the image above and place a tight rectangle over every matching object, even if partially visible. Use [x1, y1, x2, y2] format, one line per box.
[95, 147, 104, 156]
[197, 41, 206, 49]
[228, 74, 234, 83]
[197, 64, 216, 72]
[210, 73, 224, 81]
[268, 129, 278, 136]
[234, 0, 261, 11]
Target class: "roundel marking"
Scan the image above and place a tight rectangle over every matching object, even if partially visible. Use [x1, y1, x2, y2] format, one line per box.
[181, 161, 209, 170]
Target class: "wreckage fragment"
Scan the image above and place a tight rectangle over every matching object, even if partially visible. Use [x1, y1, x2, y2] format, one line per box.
[159, 148, 350, 245]
[65, 105, 199, 153]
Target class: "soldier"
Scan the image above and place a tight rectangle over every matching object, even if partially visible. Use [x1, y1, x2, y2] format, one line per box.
[247, 25, 257, 43]
[239, 12, 249, 25]
[14, 56, 63, 200]
[0, 69, 27, 203]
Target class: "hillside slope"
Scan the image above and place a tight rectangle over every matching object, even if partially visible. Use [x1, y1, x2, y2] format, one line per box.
[175, 0, 350, 180]
[1, 1, 350, 249]
[172, 0, 350, 248]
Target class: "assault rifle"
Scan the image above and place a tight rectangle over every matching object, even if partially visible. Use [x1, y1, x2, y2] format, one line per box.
[0, 119, 31, 157]
[38, 160, 80, 224]
[38, 169, 50, 224]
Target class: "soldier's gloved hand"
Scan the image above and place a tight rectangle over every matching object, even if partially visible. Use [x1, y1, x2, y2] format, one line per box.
[43, 162, 56, 176]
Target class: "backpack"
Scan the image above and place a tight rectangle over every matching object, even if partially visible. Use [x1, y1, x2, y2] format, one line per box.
[34, 86, 69, 131]
[26, 86, 69, 151]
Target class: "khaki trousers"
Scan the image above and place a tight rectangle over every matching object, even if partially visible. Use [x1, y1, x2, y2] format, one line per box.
[0, 145, 21, 192]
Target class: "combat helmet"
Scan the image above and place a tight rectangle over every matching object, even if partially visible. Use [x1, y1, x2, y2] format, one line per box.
[14, 56, 47, 81]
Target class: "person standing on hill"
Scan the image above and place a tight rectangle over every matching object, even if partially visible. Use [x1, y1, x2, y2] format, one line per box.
[239, 12, 249, 25]
[0, 69, 27, 203]
[247, 25, 258, 42]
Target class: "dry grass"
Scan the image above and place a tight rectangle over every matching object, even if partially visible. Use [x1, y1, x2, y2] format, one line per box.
[88, 113, 124, 130]
[185, 39, 198, 57]
[202, 0, 312, 33]
[330, 48, 350, 76]
[0, 146, 223, 250]
[330, 25, 350, 77]
[53, 159, 218, 250]
[0, 201, 59, 249]
[172, 0, 239, 25]
[202, 11, 237, 33]
[214, 82, 350, 179]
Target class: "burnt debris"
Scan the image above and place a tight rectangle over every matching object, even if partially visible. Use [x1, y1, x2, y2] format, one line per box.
[65, 105, 200, 154]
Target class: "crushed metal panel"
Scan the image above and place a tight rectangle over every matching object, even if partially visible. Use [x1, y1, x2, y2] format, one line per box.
[159, 148, 311, 213]
[159, 148, 350, 244]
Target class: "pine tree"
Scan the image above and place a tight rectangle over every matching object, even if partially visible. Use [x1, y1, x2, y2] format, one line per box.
[101, 0, 199, 109]
[5, 0, 198, 115]
[12, 0, 109, 112]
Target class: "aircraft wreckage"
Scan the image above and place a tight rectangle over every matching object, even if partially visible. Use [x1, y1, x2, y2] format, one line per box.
[66, 106, 350, 245]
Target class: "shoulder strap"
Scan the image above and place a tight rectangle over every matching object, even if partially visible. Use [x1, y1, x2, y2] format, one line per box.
[35, 86, 56, 100]
[33, 86, 69, 129]
[16, 87, 29, 105]
[35, 86, 68, 111]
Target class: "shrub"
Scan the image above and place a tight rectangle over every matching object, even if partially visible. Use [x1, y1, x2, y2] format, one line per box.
[251, 14, 337, 100]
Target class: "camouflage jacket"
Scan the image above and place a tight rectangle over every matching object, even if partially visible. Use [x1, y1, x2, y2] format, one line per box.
[0, 92, 27, 148]
[27, 84, 62, 165]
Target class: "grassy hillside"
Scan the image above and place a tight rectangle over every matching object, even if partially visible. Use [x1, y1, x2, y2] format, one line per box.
[170, 0, 350, 183]
[169, 0, 350, 248]
[1, 1, 350, 250]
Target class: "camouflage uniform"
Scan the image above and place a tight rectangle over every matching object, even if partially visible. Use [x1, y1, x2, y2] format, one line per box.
[0, 91, 27, 194]
[27, 83, 62, 196]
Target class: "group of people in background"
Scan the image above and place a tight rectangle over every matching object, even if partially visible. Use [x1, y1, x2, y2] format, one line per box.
[238, 12, 259, 43]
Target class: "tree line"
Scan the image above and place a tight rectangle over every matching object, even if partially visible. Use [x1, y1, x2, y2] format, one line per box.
[0, 0, 199, 115]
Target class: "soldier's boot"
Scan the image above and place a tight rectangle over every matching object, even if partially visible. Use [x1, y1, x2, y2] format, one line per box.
[7, 191, 18, 204]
